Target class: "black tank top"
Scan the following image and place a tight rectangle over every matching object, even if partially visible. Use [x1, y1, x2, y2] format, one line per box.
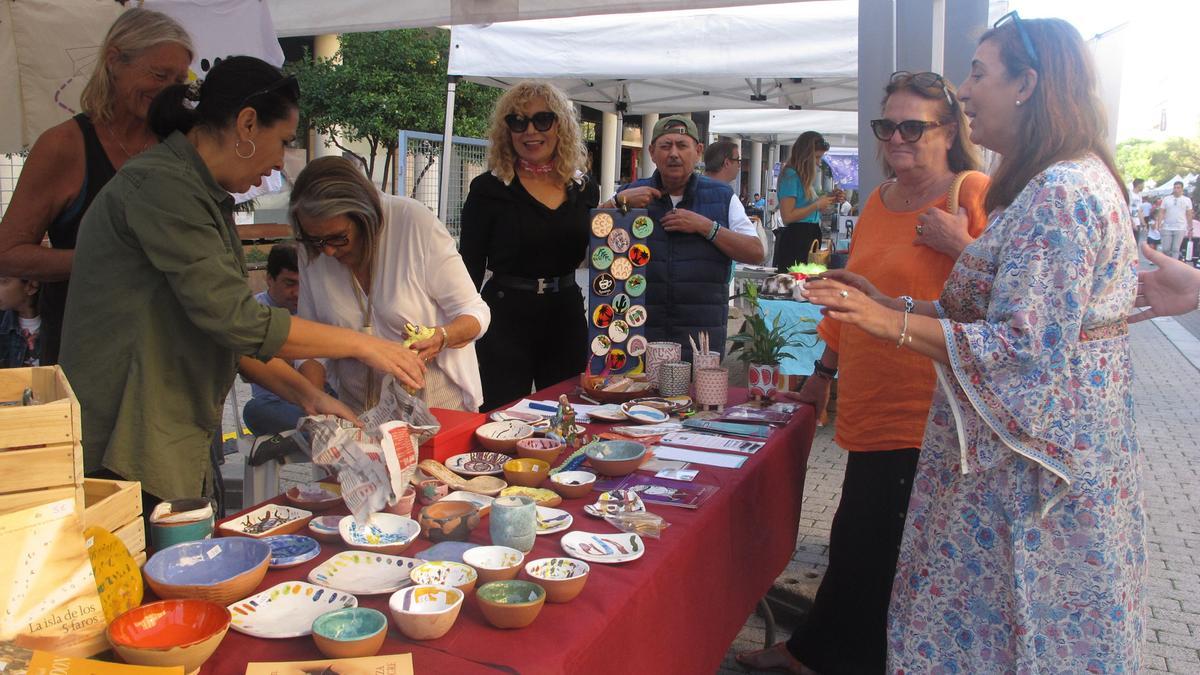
[39, 114, 116, 364]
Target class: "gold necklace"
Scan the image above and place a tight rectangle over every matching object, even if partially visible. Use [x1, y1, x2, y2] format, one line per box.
[105, 123, 151, 159]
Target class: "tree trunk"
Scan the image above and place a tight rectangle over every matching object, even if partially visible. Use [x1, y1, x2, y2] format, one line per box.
[380, 144, 396, 193]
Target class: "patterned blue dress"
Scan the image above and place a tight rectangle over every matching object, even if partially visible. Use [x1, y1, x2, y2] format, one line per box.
[887, 155, 1146, 673]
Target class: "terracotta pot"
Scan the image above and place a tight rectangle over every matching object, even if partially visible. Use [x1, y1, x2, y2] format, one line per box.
[748, 363, 780, 400]
[418, 501, 480, 543]
[311, 607, 387, 660]
[388, 585, 464, 641]
[417, 479, 449, 505]
[385, 487, 417, 518]
[476, 580, 547, 629]
[516, 438, 565, 464]
[524, 558, 590, 603]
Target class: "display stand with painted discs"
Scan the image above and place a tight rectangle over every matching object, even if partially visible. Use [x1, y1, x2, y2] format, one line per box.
[586, 209, 653, 375]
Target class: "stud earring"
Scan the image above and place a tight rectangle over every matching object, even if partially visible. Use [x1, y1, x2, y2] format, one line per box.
[1015, 100, 1022, 107]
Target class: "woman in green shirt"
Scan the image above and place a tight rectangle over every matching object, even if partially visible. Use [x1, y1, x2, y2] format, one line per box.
[60, 56, 426, 502]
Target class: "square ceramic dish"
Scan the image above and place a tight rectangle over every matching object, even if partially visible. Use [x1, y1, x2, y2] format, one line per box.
[218, 504, 313, 538]
[227, 581, 357, 639]
[309, 551, 422, 595]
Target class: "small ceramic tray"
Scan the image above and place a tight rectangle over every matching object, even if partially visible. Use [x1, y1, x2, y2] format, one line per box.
[262, 534, 321, 568]
[535, 506, 573, 535]
[445, 451, 509, 476]
[587, 404, 628, 423]
[283, 483, 342, 511]
[619, 403, 670, 425]
[219, 504, 313, 538]
[309, 550, 422, 595]
[490, 410, 549, 428]
[228, 581, 357, 638]
[583, 489, 646, 518]
[308, 515, 343, 542]
[560, 531, 645, 564]
[437, 491, 495, 517]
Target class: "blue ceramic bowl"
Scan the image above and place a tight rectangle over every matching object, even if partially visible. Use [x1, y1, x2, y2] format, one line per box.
[311, 607, 388, 659]
[143, 537, 271, 605]
[263, 534, 321, 568]
[585, 441, 647, 476]
[415, 541, 479, 564]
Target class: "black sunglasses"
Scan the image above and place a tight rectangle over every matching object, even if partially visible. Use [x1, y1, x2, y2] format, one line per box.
[505, 111, 558, 133]
[870, 119, 947, 143]
[993, 11, 1041, 71]
[299, 231, 351, 250]
[890, 71, 956, 110]
[239, 75, 299, 108]
[816, 138, 830, 152]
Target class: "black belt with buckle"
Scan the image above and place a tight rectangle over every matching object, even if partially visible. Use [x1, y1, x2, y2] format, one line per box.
[487, 271, 577, 295]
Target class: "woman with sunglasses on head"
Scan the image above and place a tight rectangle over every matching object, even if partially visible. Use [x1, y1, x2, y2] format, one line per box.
[772, 131, 836, 272]
[460, 81, 598, 411]
[0, 9, 192, 365]
[806, 15, 1144, 672]
[60, 56, 426, 506]
[289, 155, 490, 413]
[738, 71, 986, 675]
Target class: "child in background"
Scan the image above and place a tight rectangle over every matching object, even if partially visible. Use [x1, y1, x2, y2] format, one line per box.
[0, 277, 41, 367]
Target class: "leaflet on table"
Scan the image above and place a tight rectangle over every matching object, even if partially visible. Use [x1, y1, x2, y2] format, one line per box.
[716, 404, 795, 425]
[246, 653, 414, 674]
[681, 419, 772, 439]
[651, 445, 749, 469]
[660, 431, 765, 454]
[0, 643, 183, 673]
[609, 474, 718, 509]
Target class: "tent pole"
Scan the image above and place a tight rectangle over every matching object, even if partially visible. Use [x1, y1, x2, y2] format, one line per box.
[750, 141, 763, 198]
[438, 75, 459, 224]
[600, 111, 618, 201]
[640, 113, 659, 178]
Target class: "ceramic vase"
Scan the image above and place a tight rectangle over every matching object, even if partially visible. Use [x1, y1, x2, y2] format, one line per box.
[646, 342, 681, 383]
[692, 352, 720, 382]
[658, 361, 692, 397]
[748, 363, 779, 400]
[694, 367, 729, 407]
[489, 496, 536, 553]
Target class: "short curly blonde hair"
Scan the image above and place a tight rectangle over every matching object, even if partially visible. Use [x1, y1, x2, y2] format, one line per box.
[486, 81, 587, 186]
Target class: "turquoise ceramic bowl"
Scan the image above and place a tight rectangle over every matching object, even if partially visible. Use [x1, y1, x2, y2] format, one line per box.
[311, 607, 388, 659]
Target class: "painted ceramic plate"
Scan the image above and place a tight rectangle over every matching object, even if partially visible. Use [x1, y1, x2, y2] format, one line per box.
[228, 581, 358, 638]
[535, 506, 573, 535]
[605, 348, 627, 371]
[583, 489, 647, 518]
[263, 534, 321, 569]
[611, 293, 631, 314]
[591, 334, 613, 356]
[308, 515, 342, 541]
[591, 212, 614, 237]
[415, 541, 480, 564]
[592, 272, 616, 297]
[283, 483, 341, 511]
[490, 410, 550, 428]
[588, 404, 628, 422]
[85, 526, 143, 622]
[632, 216, 654, 238]
[308, 550, 422, 595]
[608, 319, 630, 343]
[593, 303, 616, 328]
[445, 451, 509, 476]
[625, 305, 647, 327]
[620, 403, 670, 424]
[626, 335, 648, 357]
[610, 257, 633, 280]
[591, 246, 615, 270]
[219, 504, 313, 538]
[560, 531, 645, 564]
[626, 274, 647, 297]
[607, 228, 631, 253]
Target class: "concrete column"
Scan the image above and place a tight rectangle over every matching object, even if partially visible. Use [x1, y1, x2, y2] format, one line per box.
[600, 111, 619, 201]
[312, 34, 341, 158]
[749, 141, 763, 197]
[766, 142, 780, 213]
[858, 0, 895, 200]
[943, 0, 988, 86]
[639, 113, 658, 178]
[896, 0, 943, 74]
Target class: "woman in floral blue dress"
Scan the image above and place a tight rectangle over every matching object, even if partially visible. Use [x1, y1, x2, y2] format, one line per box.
[804, 15, 1144, 673]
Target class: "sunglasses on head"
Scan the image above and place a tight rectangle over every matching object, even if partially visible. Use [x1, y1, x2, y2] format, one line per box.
[505, 111, 558, 133]
[993, 11, 1041, 71]
[238, 75, 299, 108]
[870, 119, 946, 143]
[890, 71, 956, 110]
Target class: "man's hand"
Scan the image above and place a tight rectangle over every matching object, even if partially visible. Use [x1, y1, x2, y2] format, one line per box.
[661, 208, 712, 237]
[606, 186, 662, 209]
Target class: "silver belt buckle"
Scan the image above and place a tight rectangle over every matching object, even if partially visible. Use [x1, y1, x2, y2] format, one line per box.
[536, 277, 556, 294]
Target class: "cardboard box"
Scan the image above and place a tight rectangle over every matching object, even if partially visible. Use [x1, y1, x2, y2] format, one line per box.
[419, 408, 486, 462]
[0, 366, 84, 516]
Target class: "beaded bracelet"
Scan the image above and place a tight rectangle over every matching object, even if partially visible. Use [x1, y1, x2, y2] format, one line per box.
[706, 220, 720, 241]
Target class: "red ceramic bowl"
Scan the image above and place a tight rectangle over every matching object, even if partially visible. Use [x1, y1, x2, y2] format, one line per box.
[107, 599, 231, 675]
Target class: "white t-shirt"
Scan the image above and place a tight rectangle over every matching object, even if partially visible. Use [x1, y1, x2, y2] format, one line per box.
[1129, 192, 1143, 225]
[667, 194, 757, 236]
[1159, 195, 1193, 230]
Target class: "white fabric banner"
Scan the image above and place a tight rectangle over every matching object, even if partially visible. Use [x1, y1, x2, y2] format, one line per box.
[145, 0, 284, 78]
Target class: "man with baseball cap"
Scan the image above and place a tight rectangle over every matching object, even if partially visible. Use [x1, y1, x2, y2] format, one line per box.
[607, 115, 764, 362]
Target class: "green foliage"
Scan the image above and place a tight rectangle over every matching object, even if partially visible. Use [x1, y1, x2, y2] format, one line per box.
[1116, 136, 1200, 185]
[728, 282, 817, 366]
[288, 28, 499, 189]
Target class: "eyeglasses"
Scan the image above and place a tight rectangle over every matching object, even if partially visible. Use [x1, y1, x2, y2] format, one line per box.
[299, 231, 351, 250]
[505, 111, 558, 133]
[993, 11, 1041, 71]
[870, 119, 947, 143]
[890, 71, 956, 110]
[238, 75, 300, 109]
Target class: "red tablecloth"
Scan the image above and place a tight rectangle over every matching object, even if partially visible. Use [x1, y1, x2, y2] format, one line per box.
[201, 380, 814, 675]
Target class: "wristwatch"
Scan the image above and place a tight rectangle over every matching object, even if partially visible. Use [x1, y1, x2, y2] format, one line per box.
[812, 359, 837, 379]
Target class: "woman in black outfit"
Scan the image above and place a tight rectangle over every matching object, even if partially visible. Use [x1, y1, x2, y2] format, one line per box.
[460, 81, 598, 411]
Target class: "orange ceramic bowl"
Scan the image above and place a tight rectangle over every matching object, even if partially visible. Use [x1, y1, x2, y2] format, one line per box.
[503, 458, 550, 488]
[549, 471, 597, 499]
[107, 599, 230, 675]
[516, 437, 565, 464]
[476, 580, 547, 629]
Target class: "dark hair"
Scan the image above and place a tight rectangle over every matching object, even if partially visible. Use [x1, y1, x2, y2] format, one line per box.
[148, 55, 299, 139]
[879, 72, 980, 177]
[703, 140, 740, 173]
[266, 243, 298, 278]
[1174, 181, 1184, 188]
[979, 18, 1127, 213]
[1132, 178, 1145, 188]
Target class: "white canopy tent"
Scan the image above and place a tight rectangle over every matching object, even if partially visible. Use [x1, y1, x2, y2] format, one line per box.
[709, 109, 859, 146]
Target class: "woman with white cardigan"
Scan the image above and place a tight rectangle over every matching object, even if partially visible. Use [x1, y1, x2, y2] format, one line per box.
[290, 156, 490, 412]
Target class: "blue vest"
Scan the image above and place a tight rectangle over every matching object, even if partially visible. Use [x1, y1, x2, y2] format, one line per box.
[618, 172, 732, 362]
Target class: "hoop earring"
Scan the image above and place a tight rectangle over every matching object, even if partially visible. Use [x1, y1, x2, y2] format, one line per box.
[235, 139, 256, 160]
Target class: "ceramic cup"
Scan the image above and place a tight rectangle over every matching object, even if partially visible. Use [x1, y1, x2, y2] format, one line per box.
[645, 341, 681, 383]
[692, 351, 720, 382]
[418, 479, 449, 505]
[694, 367, 729, 407]
[149, 498, 216, 551]
[489, 496, 537, 553]
[658, 361, 692, 397]
[385, 487, 417, 518]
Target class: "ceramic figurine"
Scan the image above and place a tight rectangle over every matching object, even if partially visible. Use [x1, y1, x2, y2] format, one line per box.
[547, 394, 580, 448]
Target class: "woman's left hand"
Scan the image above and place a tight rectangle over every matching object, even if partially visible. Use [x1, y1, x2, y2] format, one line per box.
[803, 278, 899, 341]
[915, 206, 972, 259]
[299, 388, 361, 427]
[410, 328, 447, 363]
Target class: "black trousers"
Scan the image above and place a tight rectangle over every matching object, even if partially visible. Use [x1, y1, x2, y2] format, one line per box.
[773, 221, 823, 273]
[788, 447, 920, 675]
[476, 283, 588, 412]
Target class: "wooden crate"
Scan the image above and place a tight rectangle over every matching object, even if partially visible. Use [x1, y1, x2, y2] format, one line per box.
[83, 477, 145, 561]
[0, 366, 85, 515]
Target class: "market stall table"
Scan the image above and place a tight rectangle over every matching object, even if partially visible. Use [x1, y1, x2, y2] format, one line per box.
[196, 379, 815, 675]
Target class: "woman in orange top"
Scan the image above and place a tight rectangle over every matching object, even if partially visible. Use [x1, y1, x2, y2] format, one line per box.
[739, 71, 988, 674]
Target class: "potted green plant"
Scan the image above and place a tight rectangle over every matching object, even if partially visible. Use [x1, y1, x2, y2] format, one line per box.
[729, 281, 817, 400]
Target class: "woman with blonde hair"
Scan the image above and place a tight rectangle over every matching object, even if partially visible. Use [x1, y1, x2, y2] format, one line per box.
[772, 131, 835, 272]
[460, 80, 598, 410]
[0, 8, 192, 364]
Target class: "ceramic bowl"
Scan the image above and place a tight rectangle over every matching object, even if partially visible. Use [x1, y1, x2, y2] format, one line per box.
[585, 440, 647, 476]
[338, 513, 421, 555]
[549, 471, 598, 499]
[388, 585, 464, 640]
[409, 561, 477, 596]
[283, 483, 342, 511]
[418, 501, 481, 543]
[523, 557, 590, 603]
[416, 541, 480, 564]
[475, 580, 547, 629]
[143, 538, 270, 606]
[474, 420, 535, 453]
[107, 599, 230, 675]
[308, 515, 344, 543]
[311, 607, 388, 660]
[263, 534, 321, 569]
[503, 458, 550, 488]
[462, 545, 524, 584]
[515, 437, 565, 464]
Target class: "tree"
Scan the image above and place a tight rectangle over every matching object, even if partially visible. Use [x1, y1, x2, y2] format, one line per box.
[1116, 136, 1200, 186]
[289, 29, 499, 191]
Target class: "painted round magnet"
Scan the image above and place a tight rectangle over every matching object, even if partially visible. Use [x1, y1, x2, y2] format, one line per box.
[606, 349, 628, 371]
[591, 213, 614, 237]
[626, 334, 648, 357]
[626, 274, 647, 297]
[611, 293, 631, 314]
[591, 246, 614, 270]
[592, 303, 616, 328]
[625, 305, 647, 327]
[632, 216, 654, 238]
[592, 272, 616, 297]
[591, 334, 613, 356]
[610, 257, 633, 280]
[608, 319, 630, 343]
[629, 244, 651, 267]
[607, 228, 631, 254]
